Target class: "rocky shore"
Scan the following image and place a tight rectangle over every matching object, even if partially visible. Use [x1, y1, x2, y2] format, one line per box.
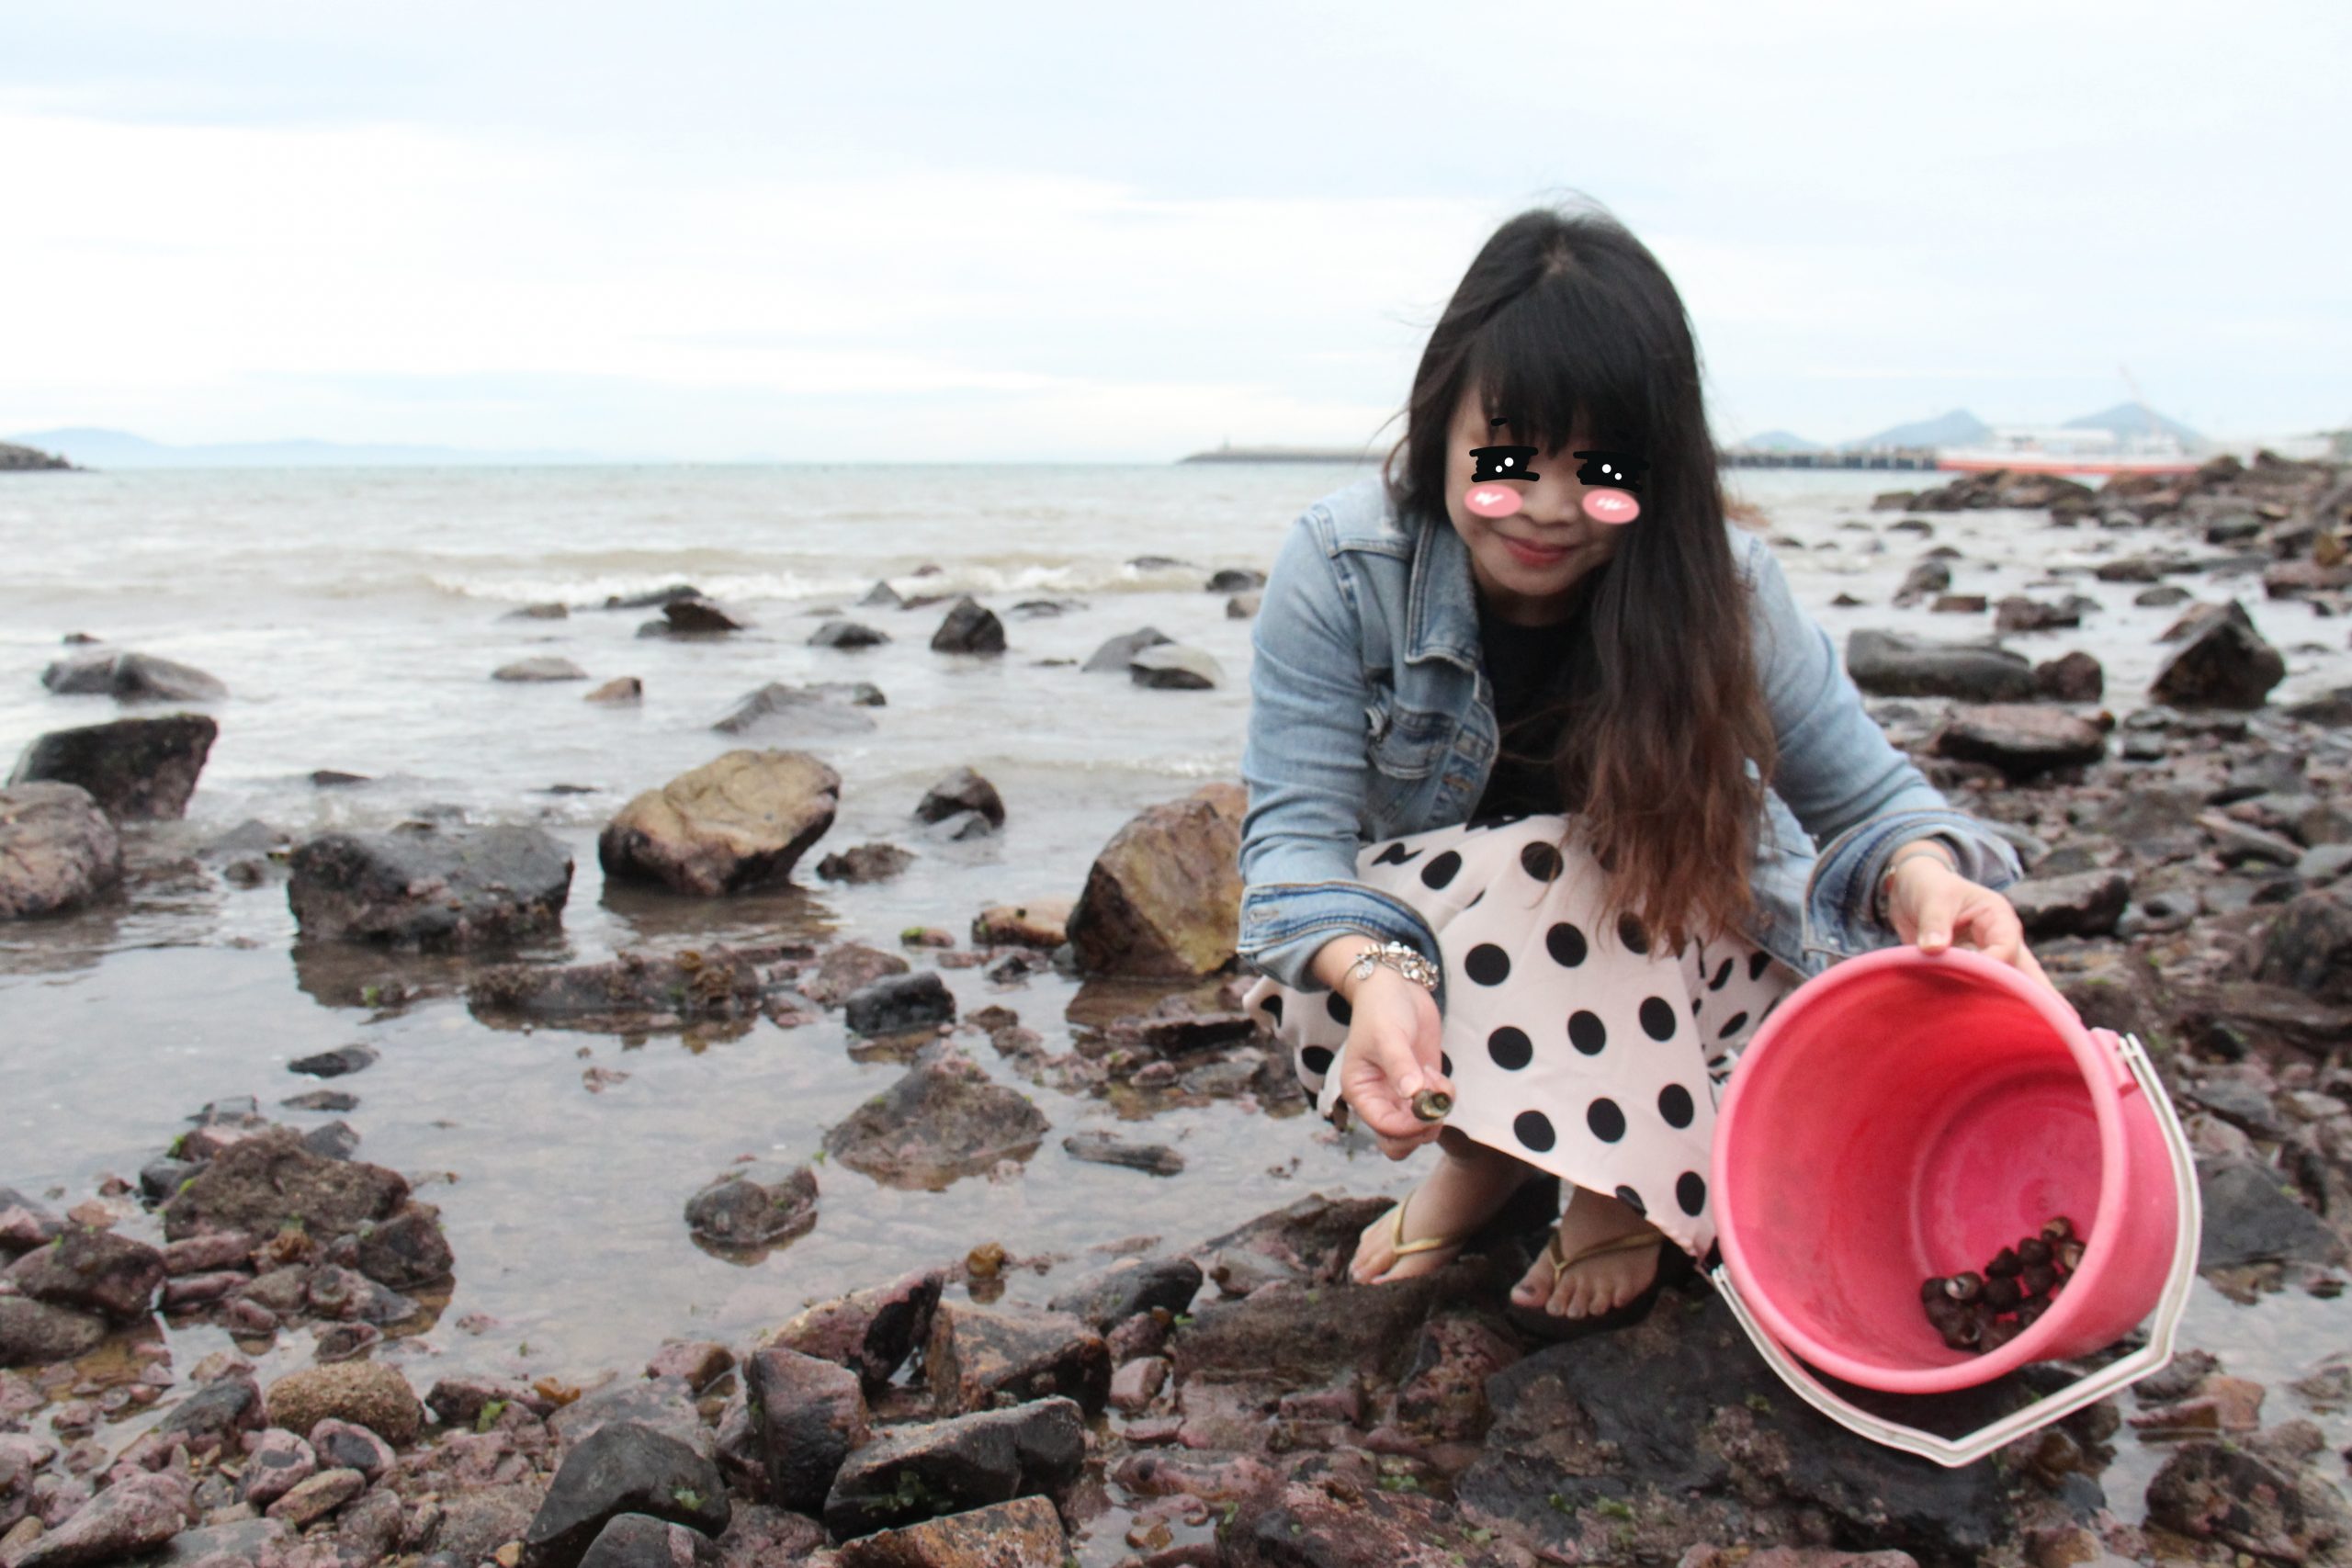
[4, 456, 2352, 1567]
[0, 445, 73, 473]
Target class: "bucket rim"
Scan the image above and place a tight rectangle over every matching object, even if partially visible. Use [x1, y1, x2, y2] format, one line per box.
[1711, 943, 2133, 1393]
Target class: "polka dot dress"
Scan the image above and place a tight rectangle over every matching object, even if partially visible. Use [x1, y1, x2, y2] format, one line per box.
[1242, 813, 1803, 1263]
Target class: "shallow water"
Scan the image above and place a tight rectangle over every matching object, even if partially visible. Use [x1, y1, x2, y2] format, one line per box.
[3, 461, 2347, 1516]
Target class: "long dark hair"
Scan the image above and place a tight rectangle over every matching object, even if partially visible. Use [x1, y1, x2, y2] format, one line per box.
[1382, 201, 1777, 954]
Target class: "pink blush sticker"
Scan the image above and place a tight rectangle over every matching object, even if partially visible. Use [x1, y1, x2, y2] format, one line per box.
[1465, 484, 1523, 519]
[1581, 489, 1640, 525]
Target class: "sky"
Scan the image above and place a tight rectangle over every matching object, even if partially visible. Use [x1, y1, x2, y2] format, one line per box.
[2, 2, 2346, 462]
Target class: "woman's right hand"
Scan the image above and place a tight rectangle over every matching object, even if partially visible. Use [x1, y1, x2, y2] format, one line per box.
[1333, 969, 1453, 1158]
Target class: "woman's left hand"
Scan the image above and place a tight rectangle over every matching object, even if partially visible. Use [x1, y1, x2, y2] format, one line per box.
[1886, 856, 2057, 994]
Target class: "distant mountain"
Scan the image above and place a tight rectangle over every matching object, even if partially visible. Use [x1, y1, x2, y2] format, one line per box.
[6, 427, 592, 469]
[2061, 402, 2204, 446]
[1736, 429, 1826, 453]
[1842, 410, 1992, 451]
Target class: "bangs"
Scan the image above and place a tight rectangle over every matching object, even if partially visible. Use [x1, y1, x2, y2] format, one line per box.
[1463, 281, 1653, 459]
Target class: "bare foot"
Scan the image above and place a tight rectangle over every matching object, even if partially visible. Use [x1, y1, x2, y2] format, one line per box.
[1350, 1135, 1532, 1286]
[1510, 1185, 1663, 1318]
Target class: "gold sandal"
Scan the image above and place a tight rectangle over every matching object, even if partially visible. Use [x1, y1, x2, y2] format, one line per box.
[1359, 1190, 1474, 1281]
[1544, 1226, 1664, 1276]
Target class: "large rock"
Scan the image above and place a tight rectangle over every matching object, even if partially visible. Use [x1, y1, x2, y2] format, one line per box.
[766, 1269, 945, 1397]
[684, 1165, 818, 1253]
[2150, 601, 2285, 709]
[6, 1472, 190, 1568]
[468, 947, 765, 1028]
[599, 750, 839, 895]
[817, 843, 915, 885]
[1128, 645, 1222, 691]
[820, 1399, 1085, 1541]
[3, 1225, 164, 1323]
[808, 621, 889, 649]
[7, 714, 217, 820]
[1894, 468, 2096, 512]
[820, 1047, 1050, 1190]
[1045, 1257, 1203, 1332]
[2251, 889, 2352, 1005]
[970, 900, 1071, 949]
[265, 1362, 424, 1446]
[40, 650, 227, 702]
[2196, 1157, 2345, 1269]
[0, 784, 122, 919]
[355, 1204, 456, 1291]
[914, 767, 1004, 830]
[576, 1514, 723, 1568]
[1081, 628, 1171, 672]
[743, 1349, 868, 1516]
[1927, 705, 2107, 781]
[1067, 784, 1244, 977]
[832, 1496, 1066, 1568]
[288, 823, 572, 948]
[1844, 630, 2035, 702]
[522, 1421, 729, 1568]
[843, 973, 956, 1038]
[924, 1301, 1111, 1416]
[0, 1299, 107, 1368]
[2144, 1437, 2352, 1564]
[163, 1127, 409, 1244]
[929, 598, 1004, 656]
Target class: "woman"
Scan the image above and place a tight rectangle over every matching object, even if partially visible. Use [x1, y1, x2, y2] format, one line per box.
[1236, 202, 2050, 1327]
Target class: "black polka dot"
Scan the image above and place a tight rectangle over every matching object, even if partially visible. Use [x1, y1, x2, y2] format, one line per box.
[1677, 1171, 1707, 1216]
[1639, 998, 1678, 1041]
[1419, 850, 1463, 890]
[1513, 1111, 1556, 1153]
[1301, 1045, 1333, 1076]
[1373, 841, 1423, 866]
[1487, 1027, 1532, 1070]
[1464, 944, 1510, 986]
[1261, 994, 1283, 1022]
[1690, 996, 1702, 1015]
[1440, 1052, 1453, 1078]
[1748, 950, 1772, 982]
[1710, 957, 1733, 992]
[1545, 922, 1588, 967]
[1615, 1184, 1648, 1215]
[1617, 913, 1649, 955]
[1657, 1084, 1695, 1128]
[1587, 1099, 1626, 1143]
[1567, 1010, 1608, 1055]
[1718, 1011, 1748, 1039]
[1326, 993, 1351, 1026]
[1519, 841, 1564, 882]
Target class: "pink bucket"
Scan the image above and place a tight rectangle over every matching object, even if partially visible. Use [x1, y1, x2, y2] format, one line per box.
[1712, 945, 2193, 1399]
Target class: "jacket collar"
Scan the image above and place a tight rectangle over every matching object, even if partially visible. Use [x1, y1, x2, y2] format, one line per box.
[1402, 512, 1484, 673]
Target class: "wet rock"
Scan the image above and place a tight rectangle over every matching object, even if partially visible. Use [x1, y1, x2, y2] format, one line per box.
[584, 677, 641, 705]
[0, 784, 123, 919]
[332, 1485, 404, 1562]
[288, 823, 571, 948]
[1128, 645, 1222, 691]
[924, 1301, 1111, 1416]
[821, 1046, 1050, 1190]
[468, 946, 765, 1027]
[353, 1204, 453, 1292]
[928, 598, 1004, 656]
[549, 1379, 709, 1462]
[4, 1225, 164, 1322]
[767, 1269, 945, 1397]
[709, 1502, 823, 1568]
[1227, 1478, 1497, 1568]
[1227, 592, 1262, 619]
[6, 1471, 191, 1568]
[425, 1379, 552, 1430]
[153, 1377, 263, 1457]
[1082, 628, 1170, 673]
[800, 944, 912, 1008]
[2196, 1156, 2344, 1269]
[0, 1300, 107, 1368]
[1994, 597, 2080, 634]
[921, 810, 992, 843]
[162, 1233, 254, 1277]
[683, 1165, 818, 1253]
[860, 581, 904, 609]
[287, 1045, 375, 1079]
[2251, 889, 2352, 1004]
[299, 1121, 360, 1162]
[1928, 705, 2106, 780]
[7, 714, 218, 821]
[0, 1190, 63, 1258]
[820, 1398, 1084, 1541]
[494, 658, 589, 682]
[833, 1495, 1067, 1567]
[1844, 629, 2036, 702]
[1394, 1313, 1521, 1442]
[263, 1467, 363, 1529]
[843, 973, 956, 1038]
[307, 1260, 414, 1326]
[1891, 559, 1949, 607]
[914, 768, 1004, 831]
[426, 1484, 545, 1563]
[709, 682, 877, 739]
[238, 1431, 317, 1509]
[1068, 785, 1244, 978]
[817, 844, 915, 885]
[41, 651, 227, 703]
[2008, 871, 2131, 940]
[164, 1129, 407, 1245]
[743, 1349, 868, 1516]
[307, 1420, 394, 1485]
[2033, 650, 2104, 703]
[2150, 600, 2285, 708]
[573, 1513, 722, 1568]
[265, 1364, 423, 1447]
[640, 597, 744, 636]
[1207, 569, 1266, 592]
[2143, 1438, 2351, 1563]
[1045, 1257, 1201, 1333]
[808, 621, 888, 649]
[598, 750, 839, 896]
[1059, 1132, 1184, 1177]
[521, 1421, 729, 1568]
[969, 901, 1069, 949]
[644, 1343, 732, 1392]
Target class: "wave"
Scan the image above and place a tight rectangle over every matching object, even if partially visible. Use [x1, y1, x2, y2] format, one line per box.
[424, 555, 1233, 605]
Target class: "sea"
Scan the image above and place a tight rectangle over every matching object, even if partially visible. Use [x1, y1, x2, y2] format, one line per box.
[2, 461, 2346, 1512]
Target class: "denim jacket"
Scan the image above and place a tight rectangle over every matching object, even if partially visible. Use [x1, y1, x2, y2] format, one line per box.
[1237, 474, 2024, 1009]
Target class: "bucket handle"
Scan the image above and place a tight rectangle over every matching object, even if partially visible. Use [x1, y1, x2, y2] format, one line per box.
[1709, 1029, 2203, 1469]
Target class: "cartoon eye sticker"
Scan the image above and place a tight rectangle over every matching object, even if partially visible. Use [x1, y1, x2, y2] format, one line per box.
[1572, 449, 1647, 525]
[1464, 444, 1538, 518]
